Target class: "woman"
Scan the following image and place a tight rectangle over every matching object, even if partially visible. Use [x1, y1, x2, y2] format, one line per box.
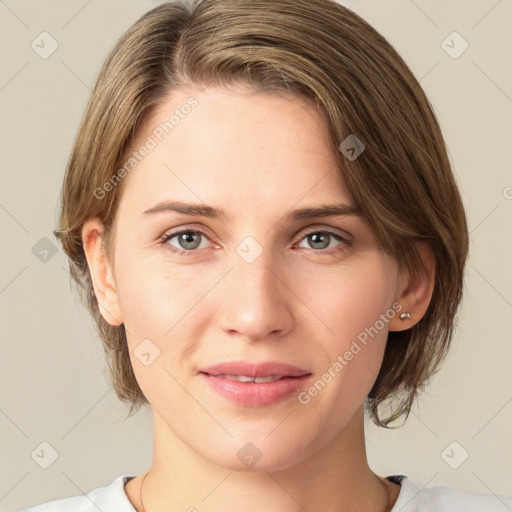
[19, 0, 512, 510]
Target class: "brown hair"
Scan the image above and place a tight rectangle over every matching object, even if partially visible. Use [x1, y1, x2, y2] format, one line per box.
[54, 0, 469, 427]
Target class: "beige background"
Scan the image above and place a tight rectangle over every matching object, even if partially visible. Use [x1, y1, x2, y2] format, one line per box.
[1, 0, 511, 510]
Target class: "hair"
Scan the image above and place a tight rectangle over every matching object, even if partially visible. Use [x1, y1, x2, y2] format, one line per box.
[54, 0, 469, 428]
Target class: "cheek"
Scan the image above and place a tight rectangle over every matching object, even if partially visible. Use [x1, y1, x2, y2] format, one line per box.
[115, 260, 204, 404]
[115, 252, 200, 333]
[296, 255, 396, 405]
[297, 253, 397, 343]
[114, 255, 214, 373]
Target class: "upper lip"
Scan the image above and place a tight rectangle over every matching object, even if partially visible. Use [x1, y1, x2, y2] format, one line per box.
[199, 361, 311, 378]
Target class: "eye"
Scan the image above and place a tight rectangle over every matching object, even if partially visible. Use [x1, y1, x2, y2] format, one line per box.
[295, 230, 352, 254]
[159, 227, 352, 257]
[160, 229, 211, 256]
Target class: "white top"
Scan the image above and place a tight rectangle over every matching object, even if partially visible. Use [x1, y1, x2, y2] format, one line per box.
[17, 474, 512, 511]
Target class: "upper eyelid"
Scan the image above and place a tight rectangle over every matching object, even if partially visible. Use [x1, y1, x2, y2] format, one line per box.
[298, 226, 351, 238]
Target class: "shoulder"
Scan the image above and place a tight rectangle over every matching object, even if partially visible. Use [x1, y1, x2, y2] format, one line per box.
[16, 475, 137, 512]
[419, 483, 512, 512]
[388, 474, 512, 512]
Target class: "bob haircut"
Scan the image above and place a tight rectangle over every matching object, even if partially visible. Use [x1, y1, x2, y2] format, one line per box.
[54, 0, 469, 428]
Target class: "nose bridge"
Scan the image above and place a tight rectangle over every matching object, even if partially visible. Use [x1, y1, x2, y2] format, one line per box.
[235, 244, 277, 296]
[217, 237, 293, 340]
[232, 238, 282, 308]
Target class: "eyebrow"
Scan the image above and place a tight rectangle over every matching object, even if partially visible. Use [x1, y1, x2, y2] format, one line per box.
[141, 199, 363, 221]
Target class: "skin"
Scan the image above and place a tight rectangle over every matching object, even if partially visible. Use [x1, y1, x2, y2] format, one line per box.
[82, 85, 435, 512]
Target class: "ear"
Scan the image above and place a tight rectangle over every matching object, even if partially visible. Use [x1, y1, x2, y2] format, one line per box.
[81, 217, 123, 326]
[388, 241, 435, 332]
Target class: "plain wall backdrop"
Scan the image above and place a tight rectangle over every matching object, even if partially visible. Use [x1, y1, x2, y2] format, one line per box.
[1, 0, 511, 510]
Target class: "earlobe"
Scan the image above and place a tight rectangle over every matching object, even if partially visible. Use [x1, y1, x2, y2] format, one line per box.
[389, 241, 436, 332]
[81, 217, 123, 326]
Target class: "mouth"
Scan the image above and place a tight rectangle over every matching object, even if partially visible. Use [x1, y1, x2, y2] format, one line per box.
[200, 373, 304, 383]
[198, 361, 312, 407]
[199, 360, 310, 379]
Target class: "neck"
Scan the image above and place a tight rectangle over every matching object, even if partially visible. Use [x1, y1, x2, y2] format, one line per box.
[133, 405, 396, 512]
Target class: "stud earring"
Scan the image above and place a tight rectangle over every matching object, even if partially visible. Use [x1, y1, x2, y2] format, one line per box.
[400, 312, 411, 320]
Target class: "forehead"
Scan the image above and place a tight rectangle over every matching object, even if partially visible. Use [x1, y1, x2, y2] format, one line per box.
[118, 86, 355, 220]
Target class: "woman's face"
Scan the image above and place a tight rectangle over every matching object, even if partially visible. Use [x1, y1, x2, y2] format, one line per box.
[105, 86, 404, 471]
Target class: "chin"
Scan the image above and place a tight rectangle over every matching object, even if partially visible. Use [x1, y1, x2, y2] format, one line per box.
[205, 439, 307, 474]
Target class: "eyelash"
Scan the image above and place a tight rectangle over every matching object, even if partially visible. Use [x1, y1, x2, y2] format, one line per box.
[159, 228, 352, 257]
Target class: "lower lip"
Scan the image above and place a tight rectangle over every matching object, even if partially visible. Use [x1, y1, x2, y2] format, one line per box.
[200, 373, 312, 407]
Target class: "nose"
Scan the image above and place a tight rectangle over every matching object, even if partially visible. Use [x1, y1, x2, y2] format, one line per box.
[217, 250, 294, 343]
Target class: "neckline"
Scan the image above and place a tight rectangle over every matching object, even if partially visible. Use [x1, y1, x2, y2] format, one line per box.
[120, 474, 409, 511]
